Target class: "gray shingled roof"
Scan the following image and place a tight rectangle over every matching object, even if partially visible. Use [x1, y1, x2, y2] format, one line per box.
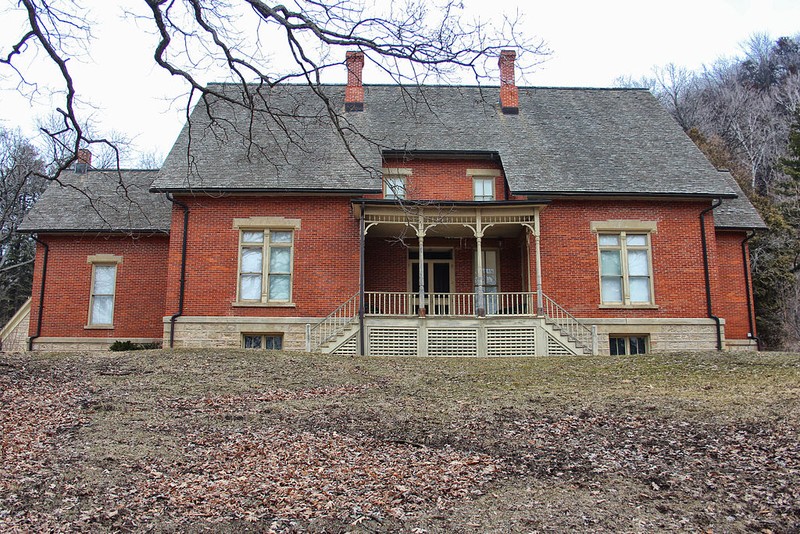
[154, 84, 382, 193]
[714, 172, 767, 229]
[153, 84, 739, 199]
[19, 169, 171, 233]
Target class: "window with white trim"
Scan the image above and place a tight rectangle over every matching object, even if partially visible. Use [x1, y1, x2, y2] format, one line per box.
[238, 229, 294, 304]
[89, 264, 117, 326]
[598, 233, 653, 305]
[384, 176, 407, 199]
[473, 177, 495, 201]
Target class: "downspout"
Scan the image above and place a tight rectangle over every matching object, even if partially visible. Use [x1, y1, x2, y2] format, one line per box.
[359, 203, 366, 356]
[741, 230, 760, 349]
[700, 199, 723, 350]
[27, 236, 49, 351]
[166, 194, 189, 349]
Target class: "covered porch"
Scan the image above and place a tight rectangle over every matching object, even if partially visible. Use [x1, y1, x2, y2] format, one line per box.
[305, 202, 598, 357]
[355, 200, 546, 318]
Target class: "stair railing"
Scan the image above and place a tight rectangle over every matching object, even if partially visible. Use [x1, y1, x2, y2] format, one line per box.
[308, 292, 360, 352]
[540, 292, 595, 353]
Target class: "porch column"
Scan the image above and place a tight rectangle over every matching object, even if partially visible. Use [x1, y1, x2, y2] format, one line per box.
[475, 211, 485, 317]
[417, 214, 426, 317]
[359, 208, 366, 355]
[534, 208, 543, 315]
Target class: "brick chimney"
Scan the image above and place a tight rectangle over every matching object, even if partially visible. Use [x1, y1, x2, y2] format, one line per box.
[498, 50, 519, 115]
[75, 149, 92, 174]
[345, 51, 365, 112]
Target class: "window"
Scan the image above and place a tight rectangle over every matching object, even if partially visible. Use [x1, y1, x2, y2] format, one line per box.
[89, 264, 117, 326]
[382, 168, 411, 200]
[384, 176, 407, 199]
[86, 254, 122, 328]
[609, 335, 648, 355]
[473, 177, 495, 201]
[243, 334, 283, 350]
[239, 229, 294, 304]
[598, 233, 653, 305]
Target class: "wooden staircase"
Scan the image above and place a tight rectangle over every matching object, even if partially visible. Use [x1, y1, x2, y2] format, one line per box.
[307, 292, 360, 354]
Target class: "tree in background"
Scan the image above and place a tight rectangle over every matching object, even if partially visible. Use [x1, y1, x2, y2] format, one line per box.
[638, 33, 800, 348]
[1, 0, 546, 178]
[764, 107, 800, 345]
[0, 128, 46, 325]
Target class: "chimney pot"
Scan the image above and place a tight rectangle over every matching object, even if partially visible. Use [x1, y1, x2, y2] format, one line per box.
[345, 51, 365, 111]
[75, 149, 92, 174]
[498, 50, 519, 115]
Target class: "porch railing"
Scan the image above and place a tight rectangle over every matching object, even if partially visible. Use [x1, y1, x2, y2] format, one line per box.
[540, 292, 594, 352]
[364, 291, 535, 317]
[308, 292, 360, 352]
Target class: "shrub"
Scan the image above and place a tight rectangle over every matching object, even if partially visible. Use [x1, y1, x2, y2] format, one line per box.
[109, 341, 161, 351]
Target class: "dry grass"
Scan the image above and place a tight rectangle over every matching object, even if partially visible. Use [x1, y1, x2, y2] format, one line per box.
[1, 349, 798, 532]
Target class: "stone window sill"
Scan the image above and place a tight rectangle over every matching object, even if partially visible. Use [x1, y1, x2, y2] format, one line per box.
[599, 304, 659, 310]
[232, 302, 297, 308]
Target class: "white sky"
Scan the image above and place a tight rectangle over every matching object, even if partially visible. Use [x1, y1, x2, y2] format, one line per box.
[1, 0, 799, 165]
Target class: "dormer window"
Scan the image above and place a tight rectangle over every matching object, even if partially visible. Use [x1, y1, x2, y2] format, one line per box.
[384, 176, 407, 200]
[473, 177, 495, 201]
[382, 168, 412, 200]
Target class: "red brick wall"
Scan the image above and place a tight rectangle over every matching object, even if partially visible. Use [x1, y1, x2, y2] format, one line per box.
[367, 159, 508, 201]
[28, 234, 169, 339]
[165, 196, 360, 318]
[537, 199, 721, 319]
[715, 231, 756, 339]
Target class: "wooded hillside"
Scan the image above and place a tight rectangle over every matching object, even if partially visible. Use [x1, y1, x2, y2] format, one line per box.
[621, 33, 800, 349]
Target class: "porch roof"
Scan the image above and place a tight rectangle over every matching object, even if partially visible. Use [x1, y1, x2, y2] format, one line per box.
[354, 199, 546, 238]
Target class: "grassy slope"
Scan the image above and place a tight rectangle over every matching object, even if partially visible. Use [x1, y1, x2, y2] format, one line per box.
[1, 350, 799, 532]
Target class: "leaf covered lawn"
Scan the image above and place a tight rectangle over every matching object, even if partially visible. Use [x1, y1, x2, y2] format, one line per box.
[0, 350, 798, 532]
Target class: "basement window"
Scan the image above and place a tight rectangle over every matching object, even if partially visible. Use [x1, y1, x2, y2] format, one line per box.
[243, 334, 283, 350]
[609, 335, 648, 355]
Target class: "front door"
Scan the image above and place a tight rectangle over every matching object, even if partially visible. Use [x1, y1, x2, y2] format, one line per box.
[476, 249, 499, 314]
[410, 249, 453, 315]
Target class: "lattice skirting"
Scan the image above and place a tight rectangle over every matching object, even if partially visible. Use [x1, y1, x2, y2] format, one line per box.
[367, 327, 419, 357]
[486, 328, 537, 357]
[365, 321, 563, 357]
[331, 333, 359, 356]
[547, 334, 573, 356]
[428, 328, 478, 357]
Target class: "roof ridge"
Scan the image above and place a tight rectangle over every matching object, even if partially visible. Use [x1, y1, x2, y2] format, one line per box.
[205, 82, 648, 92]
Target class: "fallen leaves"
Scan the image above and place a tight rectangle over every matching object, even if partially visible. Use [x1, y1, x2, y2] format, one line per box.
[0, 369, 88, 491]
[136, 426, 501, 525]
[1, 350, 799, 532]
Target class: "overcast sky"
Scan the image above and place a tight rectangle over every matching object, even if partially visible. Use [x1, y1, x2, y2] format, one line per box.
[1, 0, 799, 165]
